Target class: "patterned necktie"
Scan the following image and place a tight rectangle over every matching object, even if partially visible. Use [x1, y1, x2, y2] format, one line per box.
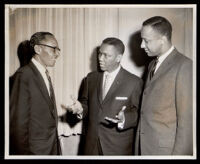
[45, 70, 58, 124]
[102, 73, 112, 100]
[45, 70, 55, 102]
[149, 58, 158, 80]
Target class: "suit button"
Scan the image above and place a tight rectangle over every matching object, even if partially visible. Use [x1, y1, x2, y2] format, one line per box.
[143, 91, 146, 95]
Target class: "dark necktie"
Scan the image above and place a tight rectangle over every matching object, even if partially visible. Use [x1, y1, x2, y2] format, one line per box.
[45, 70, 56, 103]
[45, 70, 59, 153]
[149, 58, 158, 80]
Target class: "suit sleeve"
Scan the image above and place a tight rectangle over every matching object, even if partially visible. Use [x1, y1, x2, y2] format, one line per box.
[10, 72, 30, 154]
[123, 78, 143, 129]
[78, 76, 89, 118]
[172, 59, 193, 155]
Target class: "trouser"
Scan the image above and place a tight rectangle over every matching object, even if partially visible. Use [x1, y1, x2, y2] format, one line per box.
[59, 134, 81, 155]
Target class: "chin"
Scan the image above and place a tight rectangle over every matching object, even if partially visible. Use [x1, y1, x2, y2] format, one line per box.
[99, 67, 105, 71]
[48, 62, 56, 67]
[147, 53, 156, 57]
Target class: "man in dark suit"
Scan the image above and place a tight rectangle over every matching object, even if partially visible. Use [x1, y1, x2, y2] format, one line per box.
[64, 37, 143, 155]
[10, 32, 61, 155]
[135, 16, 193, 155]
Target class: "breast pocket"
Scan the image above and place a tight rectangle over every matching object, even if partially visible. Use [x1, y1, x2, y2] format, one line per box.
[114, 96, 129, 109]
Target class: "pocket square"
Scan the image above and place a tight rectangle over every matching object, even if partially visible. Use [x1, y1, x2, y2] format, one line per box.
[115, 97, 128, 100]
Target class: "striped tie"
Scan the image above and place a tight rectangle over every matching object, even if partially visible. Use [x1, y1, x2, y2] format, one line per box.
[149, 58, 158, 80]
[45, 69, 55, 102]
[102, 73, 111, 100]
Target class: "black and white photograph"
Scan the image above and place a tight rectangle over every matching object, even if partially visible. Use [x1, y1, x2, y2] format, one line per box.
[4, 4, 196, 159]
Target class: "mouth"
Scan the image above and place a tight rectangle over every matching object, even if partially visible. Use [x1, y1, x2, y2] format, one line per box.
[99, 62, 104, 67]
[49, 59, 56, 65]
[99, 63, 106, 70]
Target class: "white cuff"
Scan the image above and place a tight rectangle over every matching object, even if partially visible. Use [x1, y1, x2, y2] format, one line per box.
[117, 118, 125, 130]
[77, 113, 83, 120]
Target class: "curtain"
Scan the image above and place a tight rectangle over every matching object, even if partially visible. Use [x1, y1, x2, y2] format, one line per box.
[8, 8, 121, 137]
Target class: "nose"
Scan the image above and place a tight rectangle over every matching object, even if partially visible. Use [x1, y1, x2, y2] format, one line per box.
[141, 40, 145, 49]
[54, 49, 60, 58]
[98, 54, 104, 62]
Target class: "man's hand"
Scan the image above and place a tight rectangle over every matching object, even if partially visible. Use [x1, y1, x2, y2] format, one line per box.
[61, 95, 83, 115]
[104, 116, 121, 124]
[104, 106, 126, 125]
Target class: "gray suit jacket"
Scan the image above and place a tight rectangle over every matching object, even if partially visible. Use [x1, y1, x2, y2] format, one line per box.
[135, 49, 193, 155]
[80, 67, 143, 155]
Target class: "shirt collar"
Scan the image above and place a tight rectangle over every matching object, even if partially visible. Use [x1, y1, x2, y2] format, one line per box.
[104, 65, 121, 78]
[158, 46, 175, 62]
[31, 57, 47, 74]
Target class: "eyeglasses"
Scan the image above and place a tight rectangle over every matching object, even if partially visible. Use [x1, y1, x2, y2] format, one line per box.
[37, 43, 61, 52]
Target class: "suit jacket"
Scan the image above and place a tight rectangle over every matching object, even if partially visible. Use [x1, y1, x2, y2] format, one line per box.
[79, 67, 143, 155]
[135, 49, 193, 155]
[10, 61, 60, 155]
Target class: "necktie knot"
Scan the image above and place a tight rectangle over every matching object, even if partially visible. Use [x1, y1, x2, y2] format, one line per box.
[155, 57, 159, 64]
[45, 69, 50, 78]
[105, 73, 111, 80]
[45, 70, 52, 84]
[150, 58, 159, 80]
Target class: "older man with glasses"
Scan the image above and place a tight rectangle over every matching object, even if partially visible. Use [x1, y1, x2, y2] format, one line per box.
[10, 32, 61, 155]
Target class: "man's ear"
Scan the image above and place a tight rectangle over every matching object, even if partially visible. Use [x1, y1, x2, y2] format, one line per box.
[117, 54, 123, 62]
[34, 45, 42, 54]
[161, 35, 168, 45]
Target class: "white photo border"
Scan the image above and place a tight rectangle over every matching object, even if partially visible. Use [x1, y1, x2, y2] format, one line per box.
[4, 4, 197, 160]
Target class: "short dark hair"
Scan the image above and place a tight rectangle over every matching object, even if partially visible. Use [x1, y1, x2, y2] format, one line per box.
[102, 37, 125, 55]
[29, 32, 54, 54]
[17, 40, 33, 67]
[143, 16, 172, 41]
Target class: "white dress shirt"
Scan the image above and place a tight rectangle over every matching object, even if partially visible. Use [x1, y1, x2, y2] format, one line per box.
[31, 58, 51, 96]
[102, 65, 121, 94]
[154, 46, 175, 73]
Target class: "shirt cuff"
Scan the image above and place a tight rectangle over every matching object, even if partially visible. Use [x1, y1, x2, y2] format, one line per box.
[77, 113, 83, 120]
[117, 118, 125, 130]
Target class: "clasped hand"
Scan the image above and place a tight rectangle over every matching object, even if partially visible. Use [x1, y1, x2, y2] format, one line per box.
[104, 106, 126, 124]
[61, 95, 83, 115]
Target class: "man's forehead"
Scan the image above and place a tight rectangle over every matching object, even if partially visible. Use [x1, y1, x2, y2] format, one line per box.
[100, 43, 115, 50]
[42, 35, 57, 44]
[141, 26, 161, 39]
[99, 44, 119, 56]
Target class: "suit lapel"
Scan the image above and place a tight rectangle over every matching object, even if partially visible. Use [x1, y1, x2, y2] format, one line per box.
[145, 48, 179, 88]
[102, 68, 124, 105]
[97, 72, 104, 106]
[28, 62, 56, 118]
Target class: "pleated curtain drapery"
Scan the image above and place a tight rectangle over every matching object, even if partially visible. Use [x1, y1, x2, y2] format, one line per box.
[8, 7, 193, 151]
[9, 8, 120, 137]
